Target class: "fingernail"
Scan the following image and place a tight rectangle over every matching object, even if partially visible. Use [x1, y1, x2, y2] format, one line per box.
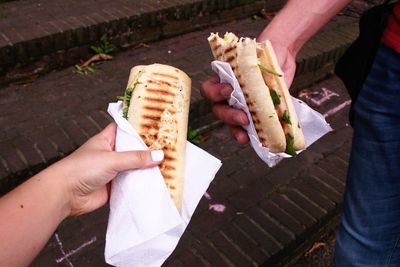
[220, 87, 232, 98]
[151, 150, 164, 162]
[233, 114, 248, 125]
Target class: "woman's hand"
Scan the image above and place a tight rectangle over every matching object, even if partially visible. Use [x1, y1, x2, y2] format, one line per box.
[52, 123, 163, 216]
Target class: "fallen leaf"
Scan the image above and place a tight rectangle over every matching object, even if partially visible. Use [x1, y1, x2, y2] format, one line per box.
[80, 53, 113, 68]
[305, 242, 327, 256]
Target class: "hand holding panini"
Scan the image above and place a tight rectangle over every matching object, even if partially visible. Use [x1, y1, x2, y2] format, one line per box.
[207, 32, 305, 155]
[119, 63, 191, 210]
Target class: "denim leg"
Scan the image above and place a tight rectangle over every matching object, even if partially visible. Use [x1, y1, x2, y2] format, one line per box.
[334, 45, 400, 267]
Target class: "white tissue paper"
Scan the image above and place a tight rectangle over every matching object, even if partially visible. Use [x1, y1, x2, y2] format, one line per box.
[105, 102, 222, 267]
[211, 61, 332, 167]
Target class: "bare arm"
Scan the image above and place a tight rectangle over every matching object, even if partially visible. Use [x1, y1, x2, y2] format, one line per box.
[201, 0, 352, 143]
[259, 0, 353, 55]
[0, 123, 162, 267]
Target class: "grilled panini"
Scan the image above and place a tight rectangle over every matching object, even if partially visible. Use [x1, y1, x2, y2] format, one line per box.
[122, 63, 191, 211]
[208, 32, 305, 154]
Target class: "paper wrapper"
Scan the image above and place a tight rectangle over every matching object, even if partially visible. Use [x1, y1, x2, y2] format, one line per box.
[212, 61, 332, 167]
[105, 102, 222, 267]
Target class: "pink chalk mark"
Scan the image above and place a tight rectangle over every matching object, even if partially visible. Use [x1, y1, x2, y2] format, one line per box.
[209, 204, 226, 213]
[204, 192, 212, 200]
[298, 87, 339, 107]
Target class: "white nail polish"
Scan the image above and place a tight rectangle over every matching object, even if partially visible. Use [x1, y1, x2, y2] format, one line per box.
[151, 150, 164, 162]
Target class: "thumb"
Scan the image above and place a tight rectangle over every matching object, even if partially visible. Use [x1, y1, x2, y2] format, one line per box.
[111, 150, 164, 172]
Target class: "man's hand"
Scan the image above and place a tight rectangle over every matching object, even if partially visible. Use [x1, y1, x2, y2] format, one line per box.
[201, 40, 297, 144]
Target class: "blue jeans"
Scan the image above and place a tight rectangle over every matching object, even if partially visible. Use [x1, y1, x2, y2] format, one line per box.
[334, 44, 400, 266]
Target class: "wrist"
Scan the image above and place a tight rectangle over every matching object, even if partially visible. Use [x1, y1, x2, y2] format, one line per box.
[39, 163, 74, 219]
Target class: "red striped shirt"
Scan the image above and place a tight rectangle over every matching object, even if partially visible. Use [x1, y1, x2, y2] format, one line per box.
[382, 2, 400, 53]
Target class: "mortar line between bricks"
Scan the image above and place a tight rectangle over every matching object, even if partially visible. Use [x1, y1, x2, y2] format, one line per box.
[287, 189, 327, 215]
[231, 221, 260, 248]
[257, 208, 296, 240]
[243, 214, 284, 249]
[32, 143, 46, 164]
[58, 126, 77, 149]
[309, 174, 343, 196]
[0, 155, 10, 174]
[291, 188, 329, 213]
[72, 119, 90, 139]
[86, 115, 102, 131]
[280, 195, 317, 223]
[302, 178, 339, 206]
[206, 239, 236, 267]
[219, 230, 258, 267]
[315, 165, 346, 186]
[187, 247, 211, 266]
[14, 147, 29, 168]
[268, 201, 305, 229]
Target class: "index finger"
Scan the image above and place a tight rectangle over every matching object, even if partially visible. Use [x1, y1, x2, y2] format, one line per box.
[201, 75, 233, 102]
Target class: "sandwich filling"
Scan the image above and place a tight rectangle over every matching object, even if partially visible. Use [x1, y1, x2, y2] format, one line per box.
[120, 70, 143, 118]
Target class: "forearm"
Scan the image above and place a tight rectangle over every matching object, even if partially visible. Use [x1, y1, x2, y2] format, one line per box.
[259, 0, 352, 55]
[0, 165, 70, 266]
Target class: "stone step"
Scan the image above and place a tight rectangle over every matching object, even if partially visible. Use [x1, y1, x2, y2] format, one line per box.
[0, 0, 286, 86]
[0, 14, 358, 196]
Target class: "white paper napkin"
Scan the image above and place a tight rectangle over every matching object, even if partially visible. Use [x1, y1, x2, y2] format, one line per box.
[105, 102, 222, 267]
[211, 61, 332, 167]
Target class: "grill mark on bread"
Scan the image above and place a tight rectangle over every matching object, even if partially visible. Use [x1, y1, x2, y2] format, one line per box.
[225, 45, 236, 54]
[163, 174, 174, 180]
[164, 155, 176, 161]
[163, 165, 176, 171]
[141, 123, 159, 130]
[146, 88, 175, 97]
[226, 55, 235, 63]
[147, 79, 176, 88]
[152, 72, 179, 80]
[143, 105, 164, 113]
[142, 114, 161, 121]
[144, 96, 173, 105]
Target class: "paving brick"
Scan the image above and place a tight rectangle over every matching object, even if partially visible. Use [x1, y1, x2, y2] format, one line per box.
[74, 116, 100, 138]
[43, 125, 76, 155]
[316, 154, 348, 183]
[220, 222, 268, 265]
[207, 175, 238, 200]
[270, 194, 316, 228]
[12, 137, 45, 169]
[308, 166, 345, 195]
[0, 141, 27, 174]
[177, 249, 206, 267]
[0, 156, 10, 180]
[27, 133, 59, 164]
[228, 179, 273, 211]
[233, 214, 282, 256]
[246, 206, 295, 246]
[164, 257, 185, 267]
[290, 181, 335, 212]
[62, 120, 90, 146]
[208, 230, 255, 266]
[190, 240, 231, 267]
[284, 189, 327, 220]
[258, 199, 305, 236]
[190, 203, 236, 238]
[303, 173, 343, 204]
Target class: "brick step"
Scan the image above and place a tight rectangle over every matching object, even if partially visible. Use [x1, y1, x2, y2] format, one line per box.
[0, 0, 288, 86]
[0, 14, 358, 195]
